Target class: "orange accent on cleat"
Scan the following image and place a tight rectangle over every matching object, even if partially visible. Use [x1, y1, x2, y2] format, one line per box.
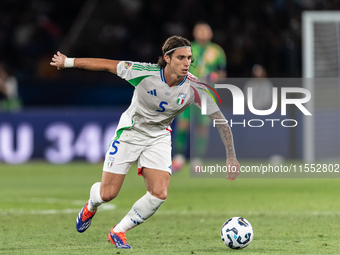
[76, 201, 97, 233]
[81, 202, 96, 221]
[108, 226, 132, 249]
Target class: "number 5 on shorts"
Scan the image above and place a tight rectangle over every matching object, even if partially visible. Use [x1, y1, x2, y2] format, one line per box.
[109, 140, 120, 155]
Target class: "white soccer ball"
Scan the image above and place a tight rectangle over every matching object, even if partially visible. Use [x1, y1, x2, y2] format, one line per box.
[220, 217, 253, 249]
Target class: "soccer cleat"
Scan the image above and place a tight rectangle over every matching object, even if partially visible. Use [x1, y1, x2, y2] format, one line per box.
[76, 201, 97, 233]
[172, 154, 186, 173]
[108, 227, 132, 249]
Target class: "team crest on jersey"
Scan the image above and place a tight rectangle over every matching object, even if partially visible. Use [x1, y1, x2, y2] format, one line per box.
[124, 62, 132, 69]
[177, 93, 186, 105]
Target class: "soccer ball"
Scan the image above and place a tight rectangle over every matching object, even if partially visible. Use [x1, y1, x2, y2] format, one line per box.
[220, 217, 253, 249]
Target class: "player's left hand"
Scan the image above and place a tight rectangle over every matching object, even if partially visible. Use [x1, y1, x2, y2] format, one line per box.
[226, 157, 240, 182]
[50, 51, 67, 70]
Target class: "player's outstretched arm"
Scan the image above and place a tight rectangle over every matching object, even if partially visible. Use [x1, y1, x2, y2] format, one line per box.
[208, 110, 240, 181]
[50, 51, 120, 74]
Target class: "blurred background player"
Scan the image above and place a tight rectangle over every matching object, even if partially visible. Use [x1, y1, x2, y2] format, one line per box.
[172, 21, 227, 172]
[243, 64, 273, 110]
[0, 63, 21, 112]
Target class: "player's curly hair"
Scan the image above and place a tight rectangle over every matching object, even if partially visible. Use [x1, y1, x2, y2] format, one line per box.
[157, 35, 194, 68]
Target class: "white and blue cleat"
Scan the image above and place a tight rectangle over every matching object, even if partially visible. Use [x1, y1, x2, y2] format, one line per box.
[76, 201, 97, 233]
[108, 227, 132, 249]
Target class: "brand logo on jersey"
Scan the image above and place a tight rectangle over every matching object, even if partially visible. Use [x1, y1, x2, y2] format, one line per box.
[147, 89, 157, 96]
[124, 62, 132, 69]
[165, 92, 171, 96]
[177, 93, 186, 105]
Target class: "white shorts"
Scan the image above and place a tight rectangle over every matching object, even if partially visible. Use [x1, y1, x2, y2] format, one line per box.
[103, 130, 172, 175]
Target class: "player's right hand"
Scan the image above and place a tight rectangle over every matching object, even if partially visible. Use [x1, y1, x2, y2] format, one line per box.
[50, 51, 67, 70]
[226, 157, 240, 182]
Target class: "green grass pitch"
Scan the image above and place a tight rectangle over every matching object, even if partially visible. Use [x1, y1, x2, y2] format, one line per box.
[1, 161, 340, 254]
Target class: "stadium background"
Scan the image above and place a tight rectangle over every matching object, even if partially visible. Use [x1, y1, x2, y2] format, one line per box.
[0, 0, 338, 163]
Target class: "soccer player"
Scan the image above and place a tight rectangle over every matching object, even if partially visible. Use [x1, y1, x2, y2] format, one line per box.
[50, 35, 239, 249]
[172, 22, 227, 172]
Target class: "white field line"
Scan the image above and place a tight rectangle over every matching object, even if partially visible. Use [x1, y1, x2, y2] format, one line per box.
[1, 206, 340, 217]
[1, 198, 340, 217]
[2, 197, 88, 205]
[155, 210, 340, 217]
[0, 198, 116, 215]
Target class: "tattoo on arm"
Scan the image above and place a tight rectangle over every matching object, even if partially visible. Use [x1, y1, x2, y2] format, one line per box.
[208, 111, 236, 158]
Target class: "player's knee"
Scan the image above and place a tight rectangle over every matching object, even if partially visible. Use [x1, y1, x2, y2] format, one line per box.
[178, 120, 189, 130]
[197, 125, 209, 135]
[100, 190, 118, 202]
[151, 190, 167, 201]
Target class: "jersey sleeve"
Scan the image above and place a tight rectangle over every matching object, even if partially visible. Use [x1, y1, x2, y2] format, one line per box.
[117, 61, 160, 87]
[188, 74, 220, 115]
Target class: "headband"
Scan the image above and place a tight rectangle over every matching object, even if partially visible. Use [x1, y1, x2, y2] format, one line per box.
[164, 46, 191, 55]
